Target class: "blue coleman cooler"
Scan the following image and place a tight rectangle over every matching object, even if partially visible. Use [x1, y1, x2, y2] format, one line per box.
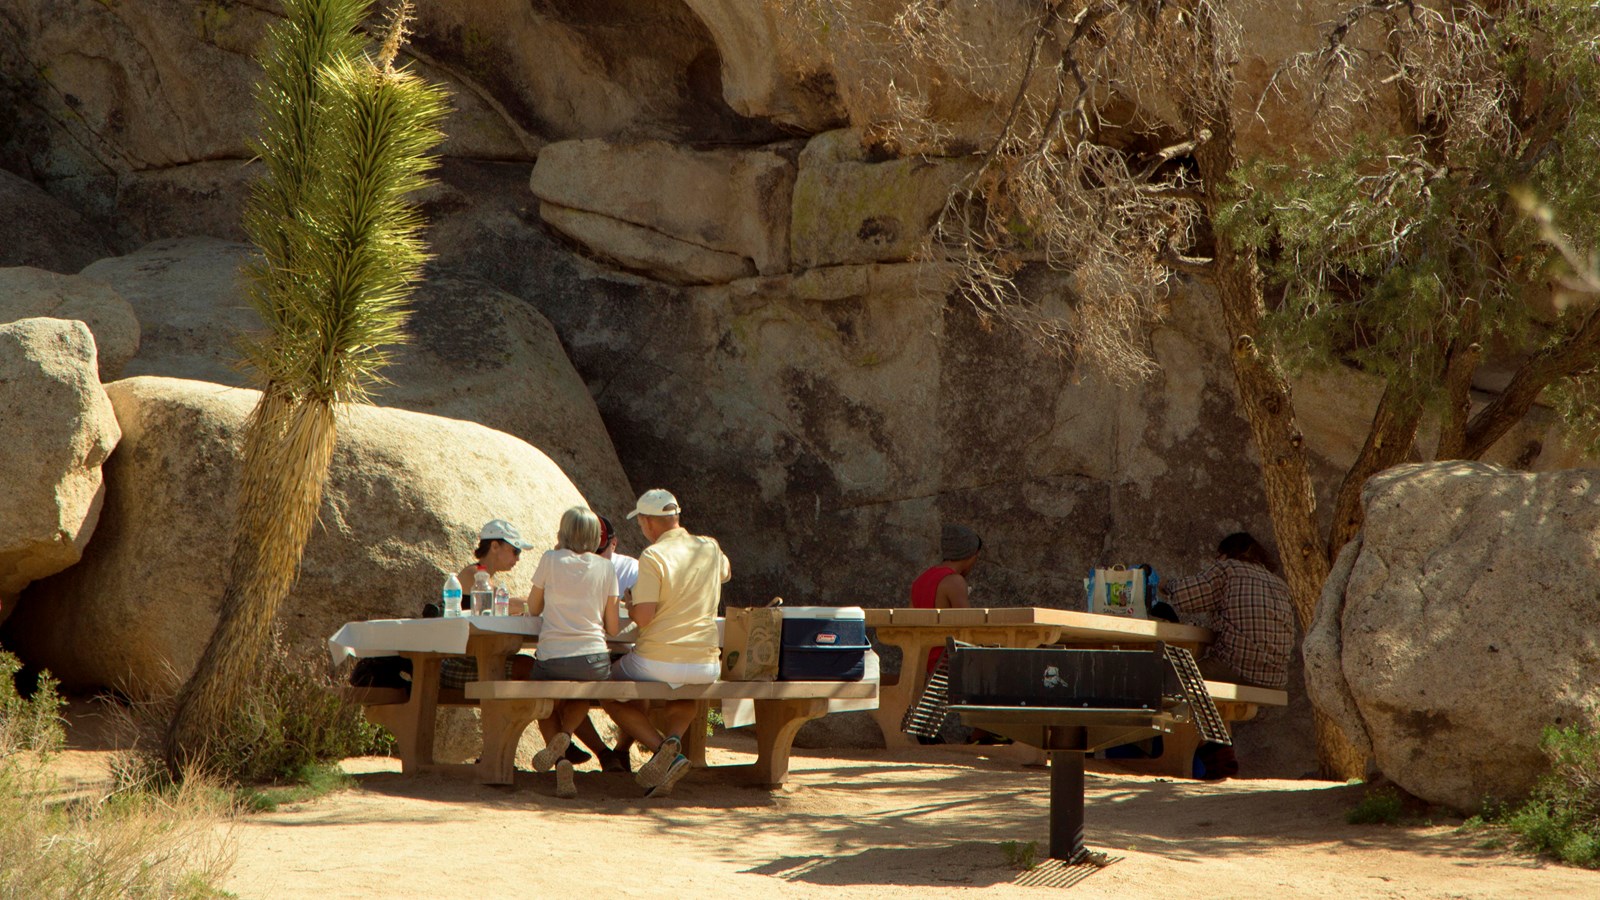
[778, 606, 870, 681]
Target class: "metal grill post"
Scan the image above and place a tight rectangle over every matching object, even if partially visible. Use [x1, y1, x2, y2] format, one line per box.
[1049, 752, 1086, 862]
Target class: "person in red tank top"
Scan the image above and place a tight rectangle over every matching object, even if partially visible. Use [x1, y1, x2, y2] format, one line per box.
[910, 524, 983, 674]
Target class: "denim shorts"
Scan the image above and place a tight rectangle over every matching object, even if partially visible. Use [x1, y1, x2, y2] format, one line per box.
[528, 652, 612, 682]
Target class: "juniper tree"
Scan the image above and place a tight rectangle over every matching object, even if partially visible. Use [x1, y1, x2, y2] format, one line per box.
[164, 0, 447, 775]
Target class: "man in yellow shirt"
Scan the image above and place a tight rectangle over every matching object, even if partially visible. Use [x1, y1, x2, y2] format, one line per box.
[603, 489, 730, 797]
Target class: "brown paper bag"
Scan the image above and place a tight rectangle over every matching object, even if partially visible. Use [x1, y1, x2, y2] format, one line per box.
[722, 605, 782, 681]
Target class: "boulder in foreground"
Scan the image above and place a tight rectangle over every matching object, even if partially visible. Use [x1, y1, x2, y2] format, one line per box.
[1307, 461, 1600, 811]
[4, 376, 587, 694]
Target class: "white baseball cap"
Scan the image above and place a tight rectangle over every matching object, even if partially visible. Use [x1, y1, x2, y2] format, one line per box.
[626, 489, 682, 519]
[479, 519, 534, 550]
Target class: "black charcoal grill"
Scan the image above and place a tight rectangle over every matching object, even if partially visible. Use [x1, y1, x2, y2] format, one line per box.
[904, 640, 1229, 863]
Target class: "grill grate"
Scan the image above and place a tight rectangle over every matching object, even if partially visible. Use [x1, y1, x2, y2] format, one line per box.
[1164, 645, 1231, 746]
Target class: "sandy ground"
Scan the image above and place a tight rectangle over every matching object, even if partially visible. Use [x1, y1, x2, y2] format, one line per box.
[200, 745, 1600, 897]
[49, 710, 1600, 900]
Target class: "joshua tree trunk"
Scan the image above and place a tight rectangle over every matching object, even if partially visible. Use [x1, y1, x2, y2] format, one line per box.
[162, 0, 444, 775]
[165, 392, 336, 771]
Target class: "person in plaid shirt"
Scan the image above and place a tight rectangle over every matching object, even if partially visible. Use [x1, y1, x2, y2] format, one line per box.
[1158, 532, 1294, 690]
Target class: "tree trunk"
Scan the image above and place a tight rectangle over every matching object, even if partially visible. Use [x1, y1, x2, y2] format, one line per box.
[1459, 305, 1600, 459]
[1434, 302, 1482, 459]
[1188, 3, 1365, 779]
[164, 389, 338, 774]
[1327, 381, 1424, 562]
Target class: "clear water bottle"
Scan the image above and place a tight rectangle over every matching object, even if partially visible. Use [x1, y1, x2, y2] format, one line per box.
[472, 570, 493, 617]
[493, 585, 510, 617]
[442, 573, 463, 618]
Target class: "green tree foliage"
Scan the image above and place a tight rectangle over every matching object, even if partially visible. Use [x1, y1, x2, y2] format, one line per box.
[1227, 0, 1600, 451]
[164, 0, 446, 775]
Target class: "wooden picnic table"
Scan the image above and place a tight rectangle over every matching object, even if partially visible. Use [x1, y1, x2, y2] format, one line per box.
[865, 607, 1214, 754]
[329, 616, 879, 786]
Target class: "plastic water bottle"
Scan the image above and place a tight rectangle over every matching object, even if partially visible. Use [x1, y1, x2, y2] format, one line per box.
[493, 585, 510, 617]
[472, 570, 493, 617]
[442, 573, 463, 618]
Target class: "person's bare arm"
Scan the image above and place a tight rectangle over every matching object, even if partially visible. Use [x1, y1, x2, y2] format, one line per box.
[602, 595, 621, 636]
[936, 573, 971, 609]
[525, 585, 545, 617]
[630, 553, 662, 628]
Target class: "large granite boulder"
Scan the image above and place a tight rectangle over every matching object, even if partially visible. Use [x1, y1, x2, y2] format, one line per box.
[1306, 462, 1600, 811]
[2, 376, 587, 694]
[0, 268, 141, 379]
[0, 171, 113, 272]
[0, 318, 119, 622]
[76, 237, 634, 521]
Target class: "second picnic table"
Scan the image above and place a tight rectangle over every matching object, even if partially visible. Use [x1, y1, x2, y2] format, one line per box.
[865, 606, 1214, 752]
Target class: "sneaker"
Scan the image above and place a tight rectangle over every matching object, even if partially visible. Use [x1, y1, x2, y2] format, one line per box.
[634, 737, 682, 789]
[644, 754, 690, 798]
[600, 750, 630, 773]
[564, 743, 593, 766]
[554, 759, 577, 799]
[533, 732, 571, 773]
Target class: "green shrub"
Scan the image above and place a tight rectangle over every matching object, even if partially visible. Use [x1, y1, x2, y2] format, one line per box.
[1490, 724, 1600, 867]
[1463, 726, 1600, 868]
[1000, 839, 1038, 870]
[209, 648, 391, 784]
[1347, 785, 1405, 825]
[0, 647, 235, 899]
[116, 643, 390, 790]
[0, 648, 64, 756]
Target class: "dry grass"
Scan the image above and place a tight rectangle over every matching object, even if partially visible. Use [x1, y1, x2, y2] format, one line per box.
[0, 649, 235, 899]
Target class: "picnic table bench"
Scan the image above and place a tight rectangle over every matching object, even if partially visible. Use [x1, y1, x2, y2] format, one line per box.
[464, 679, 876, 787]
[331, 616, 878, 789]
[1098, 679, 1288, 777]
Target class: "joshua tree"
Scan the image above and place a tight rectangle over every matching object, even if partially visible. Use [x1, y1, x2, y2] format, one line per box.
[164, 0, 446, 775]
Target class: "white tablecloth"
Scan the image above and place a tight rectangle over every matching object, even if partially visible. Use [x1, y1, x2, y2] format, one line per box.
[327, 616, 543, 666]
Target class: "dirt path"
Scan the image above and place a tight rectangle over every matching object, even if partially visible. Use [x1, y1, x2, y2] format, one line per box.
[205, 736, 1599, 899]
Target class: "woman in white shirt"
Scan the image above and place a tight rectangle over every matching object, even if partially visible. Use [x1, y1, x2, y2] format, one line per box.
[527, 506, 621, 797]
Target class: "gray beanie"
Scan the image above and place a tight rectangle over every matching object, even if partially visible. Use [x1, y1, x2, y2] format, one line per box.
[941, 524, 982, 561]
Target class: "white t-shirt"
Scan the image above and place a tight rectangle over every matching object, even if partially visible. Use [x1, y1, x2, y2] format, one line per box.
[529, 549, 618, 660]
[612, 553, 640, 595]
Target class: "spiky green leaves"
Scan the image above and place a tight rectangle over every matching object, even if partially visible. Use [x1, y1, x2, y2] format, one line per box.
[240, 0, 447, 405]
